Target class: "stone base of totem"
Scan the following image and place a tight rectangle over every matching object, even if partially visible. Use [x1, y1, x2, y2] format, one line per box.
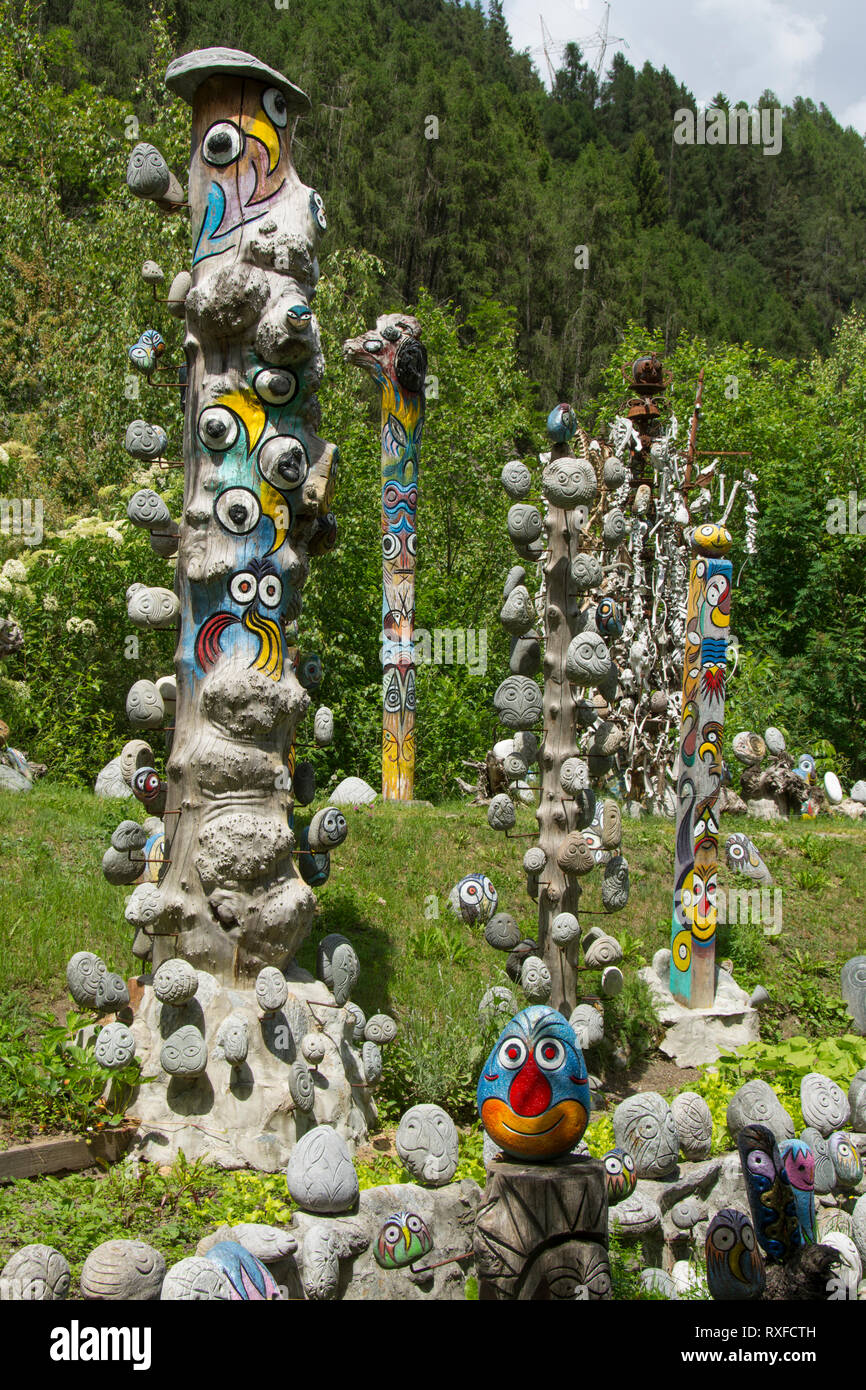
[639, 966, 760, 1068]
[123, 965, 376, 1171]
[474, 1156, 610, 1299]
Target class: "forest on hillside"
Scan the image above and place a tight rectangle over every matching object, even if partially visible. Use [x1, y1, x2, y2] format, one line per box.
[0, 0, 865, 794]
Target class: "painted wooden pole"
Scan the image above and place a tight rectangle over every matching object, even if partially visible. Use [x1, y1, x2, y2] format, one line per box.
[123, 48, 340, 980]
[669, 524, 733, 1007]
[343, 317, 426, 801]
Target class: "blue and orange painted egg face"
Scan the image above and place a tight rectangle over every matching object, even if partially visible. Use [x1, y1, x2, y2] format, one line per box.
[374, 1211, 434, 1270]
[603, 1148, 637, 1204]
[477, 1005, 590, 1161]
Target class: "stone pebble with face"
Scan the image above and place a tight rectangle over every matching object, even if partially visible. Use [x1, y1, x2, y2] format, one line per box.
[477, 1006, 590, 1161]
[726, 1079, 795, 1144]
[153, 958, 199, 1007]
[375, 1212, 434, 1270]
[313, 707, 334, 746]
[612, 1092, 679, 1179]
[571, 553, 603, 593]
[737, 1122, 801, 1264]
[725, 832, 772, 886]
[308, 806, 348, 852]
[126, 680, 165, 729]
[124, 419, 168, 461]
[94, 1022, 136, 1070]
[565, 631, 611, 686]
[800, 1127, 836, 1196]
[829, 1132, 863, 1192]
[80, 1240, 166, 1301]
[841, 957, 866, 1035]
[161, 1257, 233, 1301]
[494, 675, 543, 731]
[160, 1025, 207, 1078]
[602, 856, 629, 912]
[126, 584, 180, 630]
[501, 460, 532, 499]
[487, 793, 516, 832]
[450, 874, 498, 925]
[506, 503, 543, 545]
[66, 951, 107, 1009]
[485, 912, 521, 952]
[255, 966, 288, 1015]
[364, 1014, 398, 1045]
[0, 1245, 71, 1301]
[396, 1104, 459, 1186]
[705, 1210, 765, 1301]
[215, 1015, 249, 1067]
[800, 1072, 850, 1138]
[541, 458, 597, 508]
[520, 955, 552, 1003]
[603, 1148, 637, 1205]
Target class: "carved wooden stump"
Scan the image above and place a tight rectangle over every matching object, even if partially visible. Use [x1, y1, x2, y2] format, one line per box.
[473, 1156, 610, 1300]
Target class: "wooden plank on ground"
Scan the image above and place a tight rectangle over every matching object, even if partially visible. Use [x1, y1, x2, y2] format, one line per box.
[0, 1128, 134, 1181]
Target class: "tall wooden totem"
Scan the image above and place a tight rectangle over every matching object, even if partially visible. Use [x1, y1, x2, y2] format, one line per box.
[343, 317, 426, 801]
[123, 50, 340, 981]
[669, 524, 733, 1007]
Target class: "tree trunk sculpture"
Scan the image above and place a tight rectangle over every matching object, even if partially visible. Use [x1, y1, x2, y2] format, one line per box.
[124, 49, 340, 982]
[342, 317, 427, 801]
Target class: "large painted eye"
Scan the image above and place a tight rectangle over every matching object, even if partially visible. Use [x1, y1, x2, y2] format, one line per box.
[262, 87, 288, 128]
[459, 881, 480, 905]
[604, 1155, 622, 1176]
[198, 407, 239, 451]
[202, 121, 243, 166]
[623, 1153, 635, 1173]
[747, 1150, 774, 1175]
[216, 488, 261, 535]
[711, 1225, 736, 1251]
[258, 574, 283, 608]
[309, 190, 327, 230]
[498, 1037, 527, 1070]
[258, 435, 309, 489]
[384, 1223, 402, 1245]
[406, 1214, 423, 1233]
[254, 368, 298, 405]
[407, 533, 417, 556]
[536, 1038, 565, 1072]
[728, 839, 744, 862]
[382, 533, 400, 560]
[229, 571, 258, 605]
[741, 1225, 755, 1250]
[481, 877, 496, 900]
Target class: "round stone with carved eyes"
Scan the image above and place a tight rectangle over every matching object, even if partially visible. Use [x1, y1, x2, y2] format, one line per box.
[523, 847, 546, 877]
[215, 1015, 249, 1067]
[487, 793, 516, 832]
[94, 1022, 136, 1070]
[551, 912, 581, 946]
[125, 680, 165, 729]
[705, 1210, 765, 1301]
[503, 752, 527, 782]
[559, 757, 589, 796]
[477, 1005, 590, 1160]
[161, 1257, 232, 1301]
[800, 1072, 850, 1138]
[362, 1040, 382, 1084]
[565, 632, 611, 685]
[153, 958, 199, 1006]
[602, 508, 627, 543]
[603, 456, 627, 489]
[613, 1092, 679, 1179]
[301, 1033, 327, 1066]
[494, 675, 542, 731]
[570, 553, 603, 593]
[364, 1014, 398, 1045]
[95, 972, 130, 1013]
[602, 856, 630, 912]
[125, 419, 167, 461]
[603, 1148, 637, 1205]
[308, 806, 347, 852]
[500, 586, 535, 636]
[255, 967, 288, 1015]
[732, 731, 766, 766]
[829, 1132, 863, 1191]
[66, 951, 107, 1008]
[450, 873, 498, 925]
[160, 1026, 207, 1078]
[506, 503, 543, 545]
[396, 1104, 459, 1186]
[501, 460, 532, 499]
[541, 459, 597, 508]
[520, 955, 552, 1003]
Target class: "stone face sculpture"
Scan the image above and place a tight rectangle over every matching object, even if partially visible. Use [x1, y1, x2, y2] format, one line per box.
[126, 141, 184, 208]
[737, 1123, 801, 1263]
[841, 956, 866, 1035]
[725, 832, 773, 887]
[125, 419, 168, 460]
[779, 1138, 816, 1243]
[602, 1149, 636, 1205]
[612, 1092, 679, 1179]
[161, 1257, 233, 1301]
[66, 951, 106, 1009]
[214, 1015, 249, 1067]
[125, 680, 165, 729]
[800, 1127, 836, 1196]
[726, 1079, 795, 1143]
[1, 1245, 71, 1301]
[160, 1025, 207, 1078]
[565, 631, 611, 684]
[800, 1072, 850, 1137]
[286, 1126, 359, 1212]
[568, 1002, 604, 1050]
[343, 313, 426, 801]
[477, 1006, 590, 1161]
[705, 1210, 765, 1300]
[732, 731, 766, 765]
[484, 913, 521, 952]
[450, 874, 498, 925]
[669, 526, 733, 1008]
[364, 1014, 397, 1045]
[289, 1060, 314, 1112]
[94, 1021, 136, 1071]
[671, 1090, 713, 1161]
[255, 966, 288, 1014]
[501, 459, 532, 498]
[395, 1104, 459, 1186]
[126, 584, 180, 630]
[316, 933, 360, 1004]
[374, 1211, 434, 1270]
[313, 706, 334, 746]
[152, 958, 198, 1006]
[307, 806, 347, 852]
[828, 1131, 863, 1191]
[493, 675, 543, 731]
[80, 1240, 166, 1300]
[487, 793, 516, 831]
[361, 1041, 382, 1083]
[204, 1241, 280, 1300]
[520, 955, 552, 1003]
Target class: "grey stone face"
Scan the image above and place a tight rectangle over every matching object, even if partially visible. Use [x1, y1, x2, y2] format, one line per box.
[500, 585, 535, 636]
[289, 1060, 315, 1112]
[214, 1015, 249, 1067]
[487, 793, 516, 831]
[494, 675, 542, 730]
[302, 1033, 327, 1066]
[764, 726, 786, 755]
[286, 1126, 359, 1213]
[602, 508, 627, 543]
[126, 680, 165, 729]
[308, 806, 348, 852]
[255, 966, 288, 1014]
[568, 1003, 604, 1049]
[396, 1104, 459, 1187]
[506, 503, 543, 545]
[509, 632, 542, 677]
[842, 957, 866, 1034]
[559, 756, 589, 795]
[1, 1245, 70, 1301]
[551, 912, 581, 946]
[541, 458, 597, 507]
[602, 856, 630, 912]
[126, 584, 180, 630]
[570, 553, 603, 592]
[124, 419, 168, 460]
[478, 986, 518, 1023]
[153, 958, 199, 1006]
[584, 935, 622, 969]
[344, 1002, 366, 1043]
[111, 820, 148, 852]
[502, 752, 527, 781]
[800, 1127, 836, 1195]
[66, 951, 107, 1008]
[160, 1025, 207, 1078]
[613, 1093, 679, 1178]
[520, 955, 552, 1002]
[565, 631, 611, 685]
[80, 1240, 166, 1300]
[671, 1091, 713, 1161]
[127, 488, 171, 531]
[726, 1079, 795, 1143]
[364, 1014, 398, 1045]
[603, 456, 627, 489]
[800, 1072, 850, 1137]
[126, 142, 171, 199]
[501, 460, 532, 499]
[724, 832, 773, 886]
[600, 799, 622, 849]
[522, 846, 546, 876]
[313, 706, 334, 745]
[329, 942, 360, 1006]
[161, 1257, 233, 1300]
[732, 730, 766, 765]
[556, 830, 594, 876]
[95, 973, 130, 1013]
[361, 1040, 382, 1083]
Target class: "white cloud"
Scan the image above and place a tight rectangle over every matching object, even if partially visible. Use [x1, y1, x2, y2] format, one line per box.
[838, 98, 866, 134]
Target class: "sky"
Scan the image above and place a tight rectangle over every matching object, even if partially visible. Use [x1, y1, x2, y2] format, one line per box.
[502, 0, 866, 134]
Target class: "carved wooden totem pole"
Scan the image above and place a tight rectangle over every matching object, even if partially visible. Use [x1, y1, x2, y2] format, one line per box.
[85, 50, 380, 1171]
[343, 317, 427, 801]
[484, 406, 629, 1028]
[669, 524, 733, 1008]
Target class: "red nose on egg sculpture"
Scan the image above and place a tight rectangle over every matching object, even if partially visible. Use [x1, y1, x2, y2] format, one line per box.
[477, 1005, 590, 1160]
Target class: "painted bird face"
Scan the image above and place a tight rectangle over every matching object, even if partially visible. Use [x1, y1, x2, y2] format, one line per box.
[453, 874, 497, 924]
[603, 1148, 637, 1205]
[375, 1212, 434, 1270]
[477, 1005, 590, 1161]
[779, 1137, 816, 1244]
[737, 1123, 802, 1264]
[705, 1209, 765, 1300]
[829, 1132, 863, 1191]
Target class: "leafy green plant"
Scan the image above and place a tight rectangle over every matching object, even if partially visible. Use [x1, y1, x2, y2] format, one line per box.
[799, 833, 833, 867]
[407, 923, 472, 965]
[791, 865, 828, 892]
